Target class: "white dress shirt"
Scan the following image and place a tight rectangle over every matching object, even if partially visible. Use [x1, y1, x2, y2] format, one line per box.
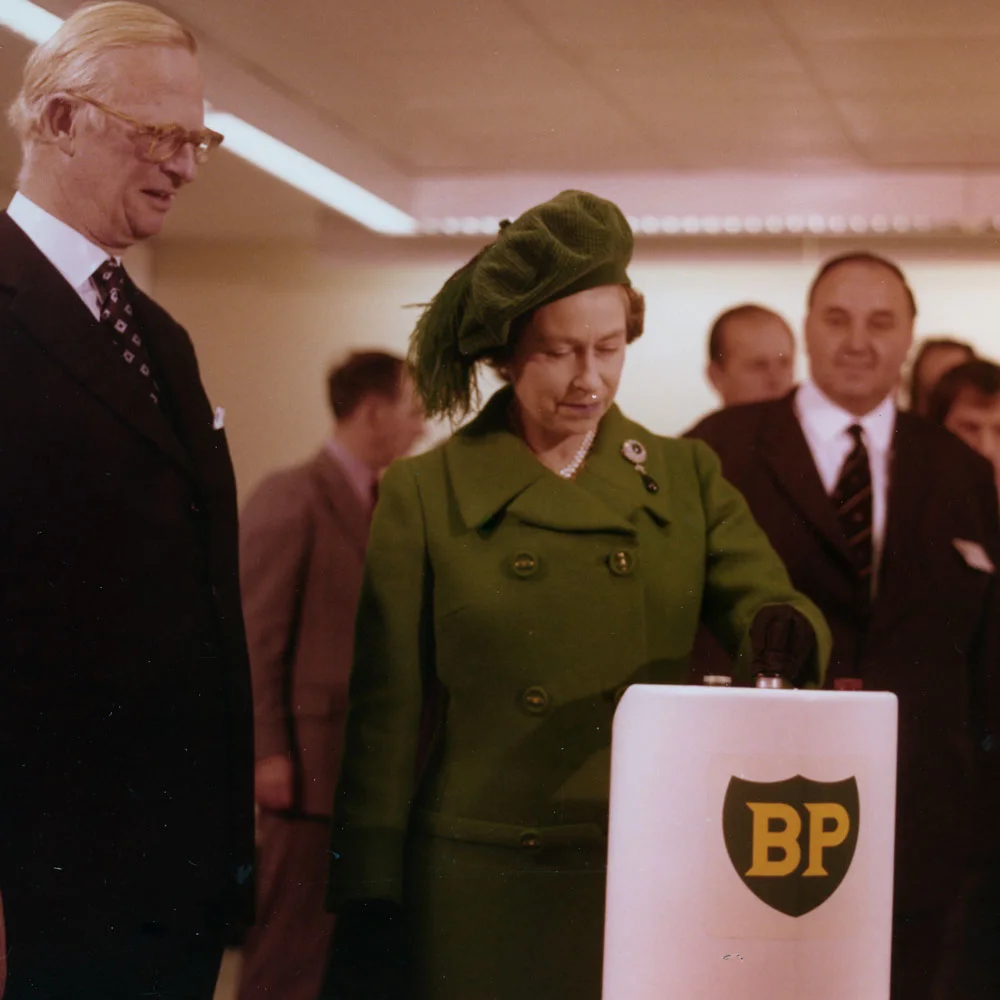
[794, 380, 896, 572]
[7, 192, 111, 320]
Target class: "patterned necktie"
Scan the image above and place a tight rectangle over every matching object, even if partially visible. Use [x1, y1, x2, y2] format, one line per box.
[831, 424, 873, 587]
[91, 260, 160, 406]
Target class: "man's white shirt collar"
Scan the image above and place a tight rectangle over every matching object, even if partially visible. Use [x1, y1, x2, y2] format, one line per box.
[7, 192, 112, 318]
[795, 379, 896, 456]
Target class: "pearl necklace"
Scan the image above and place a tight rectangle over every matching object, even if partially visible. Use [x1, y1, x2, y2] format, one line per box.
[558, 429, 596, 479]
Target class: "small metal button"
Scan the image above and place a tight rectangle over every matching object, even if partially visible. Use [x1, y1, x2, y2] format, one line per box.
[520, 832, 541, 849]
[608, 550, 636, 576]
[521, 685, 550, 714]
[511, 551, 539, 578]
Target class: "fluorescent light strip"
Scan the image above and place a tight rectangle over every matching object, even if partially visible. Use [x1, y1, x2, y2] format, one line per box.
[1, 1, 418, 236]
[204, 112, 417, 235]
[423, 215, 933, 237]
[0, 0, 61, 43]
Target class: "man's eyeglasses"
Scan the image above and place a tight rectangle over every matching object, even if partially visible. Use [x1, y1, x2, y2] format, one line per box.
[67, 92, 224, 165]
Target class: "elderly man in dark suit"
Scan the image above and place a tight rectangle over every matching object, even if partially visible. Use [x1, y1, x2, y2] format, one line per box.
[237, 352, 424, 1000]
[0, 4, 253, 997]
[688, 252, 1000, 1000]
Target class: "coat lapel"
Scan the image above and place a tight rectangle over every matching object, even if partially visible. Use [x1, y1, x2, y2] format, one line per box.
[446, 389, 667, 536]
[312, 448, 371, 556]
[0, 214, 191, 474]
[758, 393, 857, 572]
[577, 404, 673, 527]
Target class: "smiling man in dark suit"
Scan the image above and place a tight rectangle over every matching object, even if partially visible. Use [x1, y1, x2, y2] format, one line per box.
[688, 252, 1000, 1000]
[0, 4, 253, 997]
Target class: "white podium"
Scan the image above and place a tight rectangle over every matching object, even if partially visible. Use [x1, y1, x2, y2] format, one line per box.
[602, 685, 898, 1000]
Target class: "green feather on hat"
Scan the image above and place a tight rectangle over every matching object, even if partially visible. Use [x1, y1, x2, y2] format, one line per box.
[409, 190, 634, 421]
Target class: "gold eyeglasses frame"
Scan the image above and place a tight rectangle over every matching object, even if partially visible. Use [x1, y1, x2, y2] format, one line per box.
[66, 91, 224, 165]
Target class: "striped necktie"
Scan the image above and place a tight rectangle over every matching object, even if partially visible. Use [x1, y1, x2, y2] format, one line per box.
[831, 424, 873, 588]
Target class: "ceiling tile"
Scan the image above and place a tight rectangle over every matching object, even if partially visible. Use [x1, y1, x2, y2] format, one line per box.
[839, 95, 1000, 142]
[582, 42, 818, 102]
[174, 0, 541, 58]
[336, 96, 667, 173]
[839, 95, 1000, 167]
[803, 38, 1000, 97]
[657, 106, 861, 170]
[861, 138, 1000, 170]
[768, 0, 1000, 39]
[512, 0, 780, 46]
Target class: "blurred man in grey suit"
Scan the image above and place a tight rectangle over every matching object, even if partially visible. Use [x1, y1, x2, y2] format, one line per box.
[237, 351, 424, 1000]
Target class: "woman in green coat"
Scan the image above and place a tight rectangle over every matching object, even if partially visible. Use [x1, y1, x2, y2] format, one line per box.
[324, 191, 830, 1000]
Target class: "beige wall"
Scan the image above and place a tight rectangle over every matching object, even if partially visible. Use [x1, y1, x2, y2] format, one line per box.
[152, 239, 1000, 502]
[153, 241, 466, 500]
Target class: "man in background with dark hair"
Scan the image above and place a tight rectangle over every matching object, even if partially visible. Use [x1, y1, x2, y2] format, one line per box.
[908, 336, 976, 415]
[237, 351, 425, 1000]
[689, 251, 1000, 1000]
[927, 357, 1000, 997]
[929, 359, 1000, 497]
[705, 303, 796, 406]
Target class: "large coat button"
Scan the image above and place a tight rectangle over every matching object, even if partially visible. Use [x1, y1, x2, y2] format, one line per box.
[521, 686, 550, 714]
[608, 550, 636, 576]
[511, 551, 539, 578]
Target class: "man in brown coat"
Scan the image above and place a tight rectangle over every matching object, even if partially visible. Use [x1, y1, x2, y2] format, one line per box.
[237, 352, 425, 1000]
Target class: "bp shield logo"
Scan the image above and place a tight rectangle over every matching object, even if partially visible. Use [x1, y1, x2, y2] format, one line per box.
[722, 775, 860, 917]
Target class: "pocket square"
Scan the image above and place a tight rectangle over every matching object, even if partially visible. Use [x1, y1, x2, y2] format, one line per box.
[953, 538, 995, 573]
[213, 406, 226, 430]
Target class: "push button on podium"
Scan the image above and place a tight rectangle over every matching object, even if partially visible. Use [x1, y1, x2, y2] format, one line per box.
[608, 550, 636, 576]
[511, 551, 539, 577]
[521, 686, 550, 714]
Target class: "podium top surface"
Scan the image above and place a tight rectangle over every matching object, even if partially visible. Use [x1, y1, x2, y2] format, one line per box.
[617, 684, 898, 709]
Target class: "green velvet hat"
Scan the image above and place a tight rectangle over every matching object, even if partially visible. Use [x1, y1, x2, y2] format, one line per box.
[409, 189, 634, 420]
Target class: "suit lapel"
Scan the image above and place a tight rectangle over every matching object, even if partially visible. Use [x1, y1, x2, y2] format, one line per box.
[758, 394, 857, 572]
[312, 449, 370, 556]
[1, 214, 192, 474]
[871, 413, 927, 629]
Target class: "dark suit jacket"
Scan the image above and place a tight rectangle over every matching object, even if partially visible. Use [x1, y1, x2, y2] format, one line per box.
[0, 212, 255, 936]
[240, 449, 372, 817]
[688, 390, 1000, 913]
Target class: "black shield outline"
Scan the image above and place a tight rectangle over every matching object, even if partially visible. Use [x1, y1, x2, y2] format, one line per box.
[722, 775, 860, 917]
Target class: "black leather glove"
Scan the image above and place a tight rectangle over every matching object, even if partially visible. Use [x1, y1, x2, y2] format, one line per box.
[319, 898, 410, 1000]
[750, 605, 817, 687]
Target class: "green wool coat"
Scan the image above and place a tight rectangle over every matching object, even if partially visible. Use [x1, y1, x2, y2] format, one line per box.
[329, 388, 830, 1000]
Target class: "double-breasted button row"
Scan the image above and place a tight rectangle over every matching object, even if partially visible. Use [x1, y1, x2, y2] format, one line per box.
[521, 686, 550, 714]
[509, 550, 637, 579]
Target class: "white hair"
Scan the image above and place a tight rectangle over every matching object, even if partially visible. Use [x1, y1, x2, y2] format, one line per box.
[8, 1, 196, 151]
